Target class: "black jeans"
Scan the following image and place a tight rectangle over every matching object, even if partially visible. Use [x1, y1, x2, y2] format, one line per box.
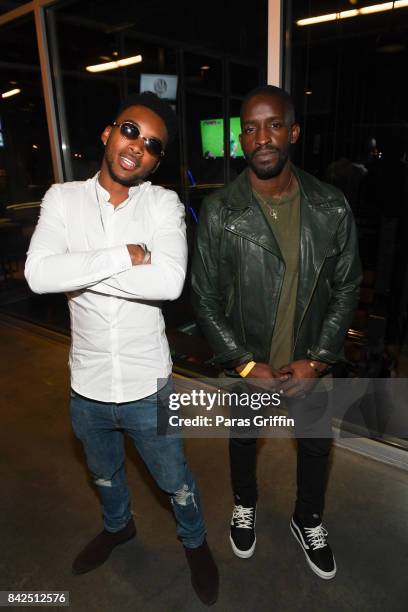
[229, 392, 333, 520]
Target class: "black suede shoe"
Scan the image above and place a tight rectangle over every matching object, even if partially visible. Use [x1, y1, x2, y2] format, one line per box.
[72, 518, 136, 575]
[184, 539, 219, 606]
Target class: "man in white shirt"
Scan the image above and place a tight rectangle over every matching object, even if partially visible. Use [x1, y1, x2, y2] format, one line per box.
[25, 92, 218, 606]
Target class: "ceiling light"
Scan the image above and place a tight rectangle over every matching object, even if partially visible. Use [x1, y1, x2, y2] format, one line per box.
[360, 2, 394, 15]
[297, 13, 337, 26]
[200, 65, 210, 70]
[305, 90, 313, 95]
[297, 1, 408, 26]
[1, 88, 21, 98]
[86, 55, 142, 73]
[338, 9, 359, 19]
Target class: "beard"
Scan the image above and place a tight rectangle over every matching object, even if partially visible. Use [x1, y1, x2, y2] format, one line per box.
[104, 154, 145, 187]
[245, 143, 290, 180]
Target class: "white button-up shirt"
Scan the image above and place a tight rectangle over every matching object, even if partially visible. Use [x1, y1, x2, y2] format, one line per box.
[25, 174, 187, 402]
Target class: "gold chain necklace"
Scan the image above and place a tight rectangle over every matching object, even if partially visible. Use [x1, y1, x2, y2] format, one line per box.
[255, 173, 294, 220]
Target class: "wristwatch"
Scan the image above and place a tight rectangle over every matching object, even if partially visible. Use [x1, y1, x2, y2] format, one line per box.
[137, 243, 151, 264]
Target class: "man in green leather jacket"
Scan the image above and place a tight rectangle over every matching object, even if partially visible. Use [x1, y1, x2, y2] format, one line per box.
[191, 85, 362, 580]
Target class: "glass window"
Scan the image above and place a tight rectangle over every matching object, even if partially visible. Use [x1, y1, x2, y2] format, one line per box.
[47, 5, 180, 186]
[0, 15, 55, 328]
[289, 0, 408, 447]
[0, 1, 29, 16]
[52, 0, 267, 61]
[0, 15, 53, 210]
[0, 0, 268, 372]
[291, 1, 408, 185]
[230, 63, 260, 96]
[185, 92, 224, 188]
[184, 53, 222, 94]
[228, 98, 247, 181]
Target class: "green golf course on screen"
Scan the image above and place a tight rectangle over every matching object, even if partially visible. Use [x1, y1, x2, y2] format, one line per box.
[200, 117, 244, 158]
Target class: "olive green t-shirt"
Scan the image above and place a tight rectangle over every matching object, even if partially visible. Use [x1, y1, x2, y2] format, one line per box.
[254, 180, 300, 369]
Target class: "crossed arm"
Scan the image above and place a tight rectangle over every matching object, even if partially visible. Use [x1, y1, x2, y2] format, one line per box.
[25, 185, 187, 301]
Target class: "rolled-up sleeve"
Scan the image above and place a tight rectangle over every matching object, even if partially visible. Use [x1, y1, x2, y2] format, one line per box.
[25, 184, 132, 294]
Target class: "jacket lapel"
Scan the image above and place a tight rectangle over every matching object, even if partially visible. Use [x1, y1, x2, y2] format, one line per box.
[222, 166, 345, 277]
[224, 170, 283, 259]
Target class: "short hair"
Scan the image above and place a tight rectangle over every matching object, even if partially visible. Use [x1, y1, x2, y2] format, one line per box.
[115, 91, 178, 144]
[241, 85, 296, 125]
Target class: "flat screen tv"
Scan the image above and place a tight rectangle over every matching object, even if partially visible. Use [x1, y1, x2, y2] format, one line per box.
[140, 73, 178, 101]
[200, 117, 244, 158]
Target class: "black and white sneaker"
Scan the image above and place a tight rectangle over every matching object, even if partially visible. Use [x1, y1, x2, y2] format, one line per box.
[290, 515, 336, 580]
[230, 505, 256, 558]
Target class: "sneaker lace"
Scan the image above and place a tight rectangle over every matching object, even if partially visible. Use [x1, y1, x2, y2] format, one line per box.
[304, 524, 328, 550]
[232, 505, 254, 528]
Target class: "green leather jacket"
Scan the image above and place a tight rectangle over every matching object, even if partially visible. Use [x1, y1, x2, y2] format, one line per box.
[191, 166, 362, 369]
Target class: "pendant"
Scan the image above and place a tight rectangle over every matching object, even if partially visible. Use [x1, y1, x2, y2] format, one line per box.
[268, 208, 278, 220]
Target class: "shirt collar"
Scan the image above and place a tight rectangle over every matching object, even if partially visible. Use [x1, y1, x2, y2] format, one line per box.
[94, 172, 146, 209]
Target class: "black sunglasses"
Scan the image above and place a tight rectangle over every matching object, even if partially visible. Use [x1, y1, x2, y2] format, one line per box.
[112, 121, 165, 158]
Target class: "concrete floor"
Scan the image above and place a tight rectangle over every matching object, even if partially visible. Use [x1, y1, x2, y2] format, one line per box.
[1, 322, 408, 612]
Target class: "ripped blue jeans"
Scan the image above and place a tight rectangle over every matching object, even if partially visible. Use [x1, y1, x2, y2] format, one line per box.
[70, 377, 205, 548]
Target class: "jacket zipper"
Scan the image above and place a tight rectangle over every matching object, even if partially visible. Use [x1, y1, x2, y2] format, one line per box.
[226, 227, 285, 356]
[293, 211, 346, 353]
[237, 241, 247, 343]
[225, 278, 235, 317]
[267, 265, 285, 358]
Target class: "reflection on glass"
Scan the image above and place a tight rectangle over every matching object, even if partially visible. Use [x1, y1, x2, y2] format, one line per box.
[185, 93, 224, 187]
[229, 99, 247, 179]
[53, 0, 267, 62]
[0, 16, 54, 329]
[290, 0, 408, 448]
[230, 63, 260, 96]
[0, 1, 28, 16]
[47, 1, 180, 186]
[0, 16, 53, 210]
[184, 53, 222, 93]
[0, 0, 267, 374]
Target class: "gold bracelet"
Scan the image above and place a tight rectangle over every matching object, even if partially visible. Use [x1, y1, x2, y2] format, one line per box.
[239, 361, 257, 378]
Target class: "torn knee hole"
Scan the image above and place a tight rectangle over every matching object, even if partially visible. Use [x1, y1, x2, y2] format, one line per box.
[94, 477, 112, 487]
[172, 483, 197, 508]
